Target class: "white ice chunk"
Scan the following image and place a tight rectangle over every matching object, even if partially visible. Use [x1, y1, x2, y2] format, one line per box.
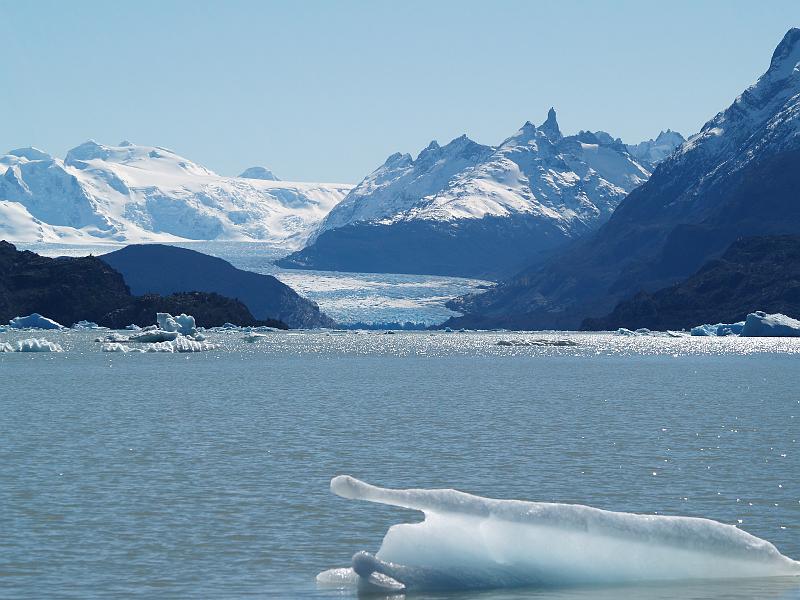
[101, 342, 144, 353]
[690, 322, 744, 336]
[9, 313, 64, 330]
[156, 312, 197, 336]
[1, 342, 14, 352]
[741, 311, 800, 337]
[71, 320, 105, 330]
[128, 330, 180, 343]
[15, 338, 64, 352]
[321, 476, 800, 593]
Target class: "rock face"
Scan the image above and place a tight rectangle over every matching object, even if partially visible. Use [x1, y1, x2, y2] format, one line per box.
[101, 244, 335, 328]
[0, 241, 288, 328]
[583, 236, 800, 331]
[280, 111, 678, 279]
[0, 240, 131, 326]
[102, 292, 287, 330]
[445, 29, 800, 330]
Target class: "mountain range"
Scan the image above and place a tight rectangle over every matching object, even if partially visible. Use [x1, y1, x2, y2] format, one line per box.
[444, 28, 800, 330]
[0, 142, 351, 248]
[279, 110, 683, 278]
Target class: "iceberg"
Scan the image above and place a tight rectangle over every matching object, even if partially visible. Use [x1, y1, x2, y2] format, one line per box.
[319, 476, 800, 593]
[128, 330, 180, 343]
[14, 338, 64, 352]
[1, 342, 14, 352]
[101, 342, 143, 353]
[690, 322, 744, 336]
[9, 313, 64, 330]
[156, 312, 197, 336]
[741, 311, 800, 337]
[71, 320, 105, 330]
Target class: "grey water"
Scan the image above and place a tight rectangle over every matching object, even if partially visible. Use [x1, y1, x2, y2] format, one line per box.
[1, 330, 799, 599]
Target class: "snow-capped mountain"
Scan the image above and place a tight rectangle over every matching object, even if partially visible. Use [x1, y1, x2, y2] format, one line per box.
[444, 28, 800, 330]
[239, 166, 280, 181]
[280, 109, 679, 278]
[0, 141, 351, 246]
[626, 130, 685, 169]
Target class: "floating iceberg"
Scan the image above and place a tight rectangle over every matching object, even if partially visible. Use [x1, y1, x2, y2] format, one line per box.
[128, 329, 180, 343]
[156, 312, 197, 336]
[71, 320, 105, 330]
[1, 342, 14, 352]
[101, 342, 143, 353]
[12, 338, 64, 352]
[9, 313, 64, 330]
[741, 311, 800, 337]
[690, 322, 744, 336]
[319, 476, 800, 593]
[496, 339, 578, 347]
[101, 337, 213, 353]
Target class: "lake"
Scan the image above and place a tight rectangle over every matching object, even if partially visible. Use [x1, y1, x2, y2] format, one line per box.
[1, 330, 798, 598]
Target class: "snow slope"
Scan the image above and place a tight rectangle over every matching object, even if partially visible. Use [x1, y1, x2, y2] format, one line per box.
[314, 109, 660, 240]
[281, 110, 680, 277]
[0, 142, 351, 248]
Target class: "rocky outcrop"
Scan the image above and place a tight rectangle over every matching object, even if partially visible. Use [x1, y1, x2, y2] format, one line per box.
[101, 244, 335, 328]
[583, 236, 800, 331]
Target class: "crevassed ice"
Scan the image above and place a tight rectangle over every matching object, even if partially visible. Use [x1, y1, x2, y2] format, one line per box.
[318, 476, 800, 593]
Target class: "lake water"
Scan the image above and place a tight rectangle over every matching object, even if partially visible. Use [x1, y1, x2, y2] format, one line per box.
[1, 330, 799, 598]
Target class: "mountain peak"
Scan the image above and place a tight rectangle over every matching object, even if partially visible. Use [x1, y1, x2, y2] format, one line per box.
[769, 28, 800, 78]
[539, 107, 562, 140]
[239, 166, 279, 181]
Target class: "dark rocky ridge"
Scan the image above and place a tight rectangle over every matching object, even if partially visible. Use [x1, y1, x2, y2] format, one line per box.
[442, 30, 800, 330]
[277, 216, 568, 280]
[102, 244, 335, 328]
[583, 236, 800, 331]
[0, 241, 286, 328]
[102, 292, 288, 330]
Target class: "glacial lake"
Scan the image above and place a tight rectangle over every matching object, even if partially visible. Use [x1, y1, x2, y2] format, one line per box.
[1, 330, 799, 598]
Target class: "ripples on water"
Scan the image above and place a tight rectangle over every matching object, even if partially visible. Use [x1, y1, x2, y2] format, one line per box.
[1, 330, 799, 599]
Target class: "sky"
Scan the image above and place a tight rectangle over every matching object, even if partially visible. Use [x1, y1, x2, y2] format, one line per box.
[1, 1, 799, 183]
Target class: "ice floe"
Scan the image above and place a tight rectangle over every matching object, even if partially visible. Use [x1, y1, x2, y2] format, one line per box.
[690, 322, 745, 336]
[71, 320, 105, 330]
[9, 313, 64, 330]
[3, 338, 65, 352]
[128, 329, 180, 343]
[319, 476, 800, 593]
[741, 311, 800, 337]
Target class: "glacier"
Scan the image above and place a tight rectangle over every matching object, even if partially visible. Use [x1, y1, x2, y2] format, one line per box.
[0, 142, 351, 247]
[318, 476, 800, 593]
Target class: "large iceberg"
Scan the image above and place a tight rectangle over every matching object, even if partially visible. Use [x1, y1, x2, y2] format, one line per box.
[318, 476, 800, 593]
[156, 312, 197, 336]
[9, 313, 64, 330]
[741, 311, 800, 337]
[11, 338, 65, 352]
[127, 329, 180, 343]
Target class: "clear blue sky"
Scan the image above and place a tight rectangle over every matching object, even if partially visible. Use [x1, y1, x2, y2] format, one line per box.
[1, 1, 798, 182]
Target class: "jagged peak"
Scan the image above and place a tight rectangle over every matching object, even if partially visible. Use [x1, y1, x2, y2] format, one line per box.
[768, 27, 800, 80]
[539, 107, 562, 140]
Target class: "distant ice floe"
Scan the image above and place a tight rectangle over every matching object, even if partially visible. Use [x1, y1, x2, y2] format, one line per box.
[0, 338, 65, 352]
[96, 313, 214, 352]
[9, 313, 64, 330]
[318, 476, 800, 594]
[496, 339, 578, 347]
[71, 320, 105, 330]
[688, 312, 800, 337]
[615, 328, 689, 337]
[690, 322, 744, 336]
[741, 311, 800, 337]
